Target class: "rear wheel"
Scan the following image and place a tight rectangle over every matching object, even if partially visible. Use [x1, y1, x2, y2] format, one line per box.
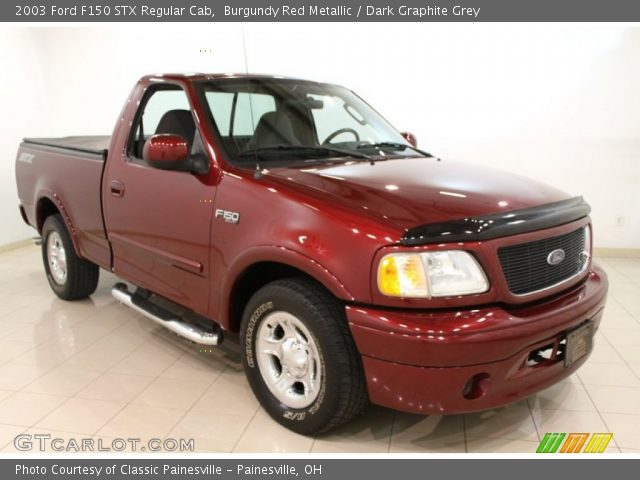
[240, 278, 368, 435]
[41, 214, 99, 300]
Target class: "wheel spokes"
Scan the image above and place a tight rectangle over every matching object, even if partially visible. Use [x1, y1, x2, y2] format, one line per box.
[273, 372, 296, 396]
[255, 311, 323, 409]
[47, 232, 68, 285]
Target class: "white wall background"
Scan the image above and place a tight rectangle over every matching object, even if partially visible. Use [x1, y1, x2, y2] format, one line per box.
[1, 24, 638, 248]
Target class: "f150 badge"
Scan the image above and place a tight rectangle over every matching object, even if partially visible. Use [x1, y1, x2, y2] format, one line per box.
[215, 209, 240, 224]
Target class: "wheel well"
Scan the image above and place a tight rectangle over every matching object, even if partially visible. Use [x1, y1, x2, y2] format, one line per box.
[228, 262, 328, 333]
[36, 197, 59, 233]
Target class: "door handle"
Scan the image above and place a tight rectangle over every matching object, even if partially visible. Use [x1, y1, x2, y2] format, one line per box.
[109, 180, 125, 197]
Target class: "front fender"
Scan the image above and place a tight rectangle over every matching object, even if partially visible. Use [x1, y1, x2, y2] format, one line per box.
[219, 245, 355, 328]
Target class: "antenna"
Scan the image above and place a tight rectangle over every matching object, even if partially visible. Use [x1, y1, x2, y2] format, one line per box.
[241, 27, 262, 179]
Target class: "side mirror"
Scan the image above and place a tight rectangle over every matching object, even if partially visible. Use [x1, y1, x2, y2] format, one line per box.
[401, 132, 418, 148]
[143, 134, 208, 174]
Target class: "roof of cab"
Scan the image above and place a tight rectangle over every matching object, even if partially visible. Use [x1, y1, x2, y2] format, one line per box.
[140, 73, 326, 84]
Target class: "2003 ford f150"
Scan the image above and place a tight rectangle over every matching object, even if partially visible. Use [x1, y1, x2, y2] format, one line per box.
[15, 74, 608, 434]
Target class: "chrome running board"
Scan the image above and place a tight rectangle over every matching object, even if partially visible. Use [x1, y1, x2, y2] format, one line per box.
[111, 283, 221, 345]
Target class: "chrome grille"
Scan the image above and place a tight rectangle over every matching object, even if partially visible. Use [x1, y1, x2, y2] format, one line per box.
[498, 227, 588, 295]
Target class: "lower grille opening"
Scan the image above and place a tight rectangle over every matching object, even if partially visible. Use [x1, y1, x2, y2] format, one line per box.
[526, 339, 566, 367]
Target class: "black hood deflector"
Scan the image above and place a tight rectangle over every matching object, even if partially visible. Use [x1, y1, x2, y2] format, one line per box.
[401, 197, 590, 246]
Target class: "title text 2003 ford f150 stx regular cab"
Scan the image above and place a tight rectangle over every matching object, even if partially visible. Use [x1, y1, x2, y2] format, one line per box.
[15, 74, 608, 434]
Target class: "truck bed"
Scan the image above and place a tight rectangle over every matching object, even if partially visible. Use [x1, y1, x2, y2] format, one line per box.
[17, 135, 112, 270]
[23, 136, 110, 158]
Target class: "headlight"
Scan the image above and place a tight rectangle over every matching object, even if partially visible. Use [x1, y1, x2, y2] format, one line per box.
[377, 251, 489, 298]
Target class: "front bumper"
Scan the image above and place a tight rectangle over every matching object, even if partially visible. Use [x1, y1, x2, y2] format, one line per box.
[347, 264, 608, 414]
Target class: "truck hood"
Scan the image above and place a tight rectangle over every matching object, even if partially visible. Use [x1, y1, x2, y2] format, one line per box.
[267, 157, 571, 233]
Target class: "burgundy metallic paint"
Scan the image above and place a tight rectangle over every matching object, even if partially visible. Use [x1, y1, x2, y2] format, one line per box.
[15, 74, 609, 416]
[15, 147, 110, 269]
[143, 134, 189, 163]
[351, 265, 607, 413]
[351, 265, 607, 367]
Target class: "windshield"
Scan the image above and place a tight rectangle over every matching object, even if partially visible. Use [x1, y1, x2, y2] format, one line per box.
[198, 78, 422, 166]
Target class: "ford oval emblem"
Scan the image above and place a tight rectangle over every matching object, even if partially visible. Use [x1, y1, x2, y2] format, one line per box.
[547, 248, 566, 265]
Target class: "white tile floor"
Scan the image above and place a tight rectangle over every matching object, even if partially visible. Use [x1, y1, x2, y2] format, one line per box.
[0, 245, 639, 453]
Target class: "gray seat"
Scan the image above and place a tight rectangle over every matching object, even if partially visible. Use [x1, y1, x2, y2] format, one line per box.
[248, 111, 302, 149]
[155, 109, 196, 148]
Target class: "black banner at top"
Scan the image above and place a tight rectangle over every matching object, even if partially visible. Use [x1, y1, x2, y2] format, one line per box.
[4, 0, 640, 22]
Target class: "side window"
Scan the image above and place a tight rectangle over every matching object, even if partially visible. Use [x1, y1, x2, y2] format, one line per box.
[141, 90, 191, 135]
[130, 87, 194, 160]
[205, 92, 234, 136]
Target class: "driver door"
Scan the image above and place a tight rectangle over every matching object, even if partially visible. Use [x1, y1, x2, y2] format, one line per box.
[104, 84, 214, 315]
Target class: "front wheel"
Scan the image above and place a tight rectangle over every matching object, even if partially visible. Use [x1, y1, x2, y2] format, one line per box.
[41, 214, 99, 300]
[240, 279, 368, 435]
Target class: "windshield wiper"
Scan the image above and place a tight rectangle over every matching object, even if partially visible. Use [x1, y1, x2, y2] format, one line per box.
[357, 142, 433, 158]
[240, 144, 371, 160]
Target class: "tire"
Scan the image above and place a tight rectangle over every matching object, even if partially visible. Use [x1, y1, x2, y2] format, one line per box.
[41, 214, 99, 300]
[240, 278, 368, 435]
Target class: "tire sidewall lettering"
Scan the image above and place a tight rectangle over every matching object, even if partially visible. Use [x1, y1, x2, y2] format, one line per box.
[240, 280, 365, 434]
[244, 301, 273, 368]
[308, 349, 326, 415]
[244, 299, 327, 420]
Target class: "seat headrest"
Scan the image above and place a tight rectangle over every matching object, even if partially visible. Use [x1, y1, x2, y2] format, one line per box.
[155, 110, 196, 147]
[248, 111, 302, 149]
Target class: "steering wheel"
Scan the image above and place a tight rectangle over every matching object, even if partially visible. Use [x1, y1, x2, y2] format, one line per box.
[323, 128, 360, 144]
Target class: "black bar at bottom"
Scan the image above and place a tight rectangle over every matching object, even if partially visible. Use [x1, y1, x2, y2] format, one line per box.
[2, 459, 637, 480]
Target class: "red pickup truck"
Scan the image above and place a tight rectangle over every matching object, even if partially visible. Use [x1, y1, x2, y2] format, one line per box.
[15, 74, 607, 434]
